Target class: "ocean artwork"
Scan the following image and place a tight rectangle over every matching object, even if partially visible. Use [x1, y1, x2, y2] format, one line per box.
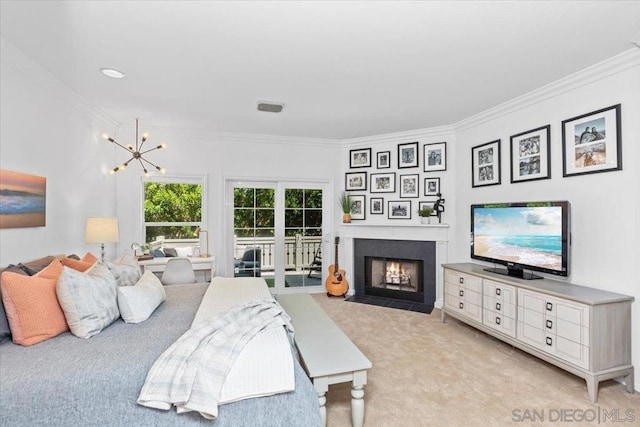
[0, 169, 46, 228]
[473, 206, 563, 270]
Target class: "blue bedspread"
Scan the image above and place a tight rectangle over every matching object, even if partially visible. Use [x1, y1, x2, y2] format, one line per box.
[0, 283, 321, 427]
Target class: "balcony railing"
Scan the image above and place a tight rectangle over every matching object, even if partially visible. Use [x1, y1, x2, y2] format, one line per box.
[149, 235, 322, 272]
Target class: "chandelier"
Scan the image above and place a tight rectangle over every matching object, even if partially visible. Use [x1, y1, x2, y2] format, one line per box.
[101, 119, 167, 176]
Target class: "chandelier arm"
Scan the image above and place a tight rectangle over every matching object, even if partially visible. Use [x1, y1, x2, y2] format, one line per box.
[140, 156, 162, 169]
[114, 155, 136, 167]
[139, 146, 162, 155]
[110, 139, 134, 152]
[137, 158, 149, 173]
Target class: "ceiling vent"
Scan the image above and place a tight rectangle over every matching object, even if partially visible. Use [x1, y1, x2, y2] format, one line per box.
[257, 101, 284, 113]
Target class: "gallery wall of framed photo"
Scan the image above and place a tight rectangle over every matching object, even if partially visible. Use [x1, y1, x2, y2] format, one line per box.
[345, 141, 448, 221]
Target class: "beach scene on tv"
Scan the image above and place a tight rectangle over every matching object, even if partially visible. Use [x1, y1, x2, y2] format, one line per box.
[473, 206, 563, 271]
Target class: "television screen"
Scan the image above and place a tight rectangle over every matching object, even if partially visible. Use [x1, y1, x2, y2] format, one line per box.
[471, 201, 570, 279]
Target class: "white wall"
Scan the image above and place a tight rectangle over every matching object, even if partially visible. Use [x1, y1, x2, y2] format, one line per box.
[451, 49, 640, 390]
[114, 130, 341, 276]
[0, 39, 118, 265]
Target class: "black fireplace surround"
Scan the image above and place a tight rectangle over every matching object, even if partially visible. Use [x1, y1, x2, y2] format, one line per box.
[350, 238, 436, 313]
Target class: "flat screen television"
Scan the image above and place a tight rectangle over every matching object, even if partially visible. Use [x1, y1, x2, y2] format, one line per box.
[470, 201, 570, 280]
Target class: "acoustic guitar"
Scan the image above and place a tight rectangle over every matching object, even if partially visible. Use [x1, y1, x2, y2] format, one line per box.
[325, 237, 349, 297]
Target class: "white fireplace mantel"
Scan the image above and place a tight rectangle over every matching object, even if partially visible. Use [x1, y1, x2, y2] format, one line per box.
[339, 223, 449, 308]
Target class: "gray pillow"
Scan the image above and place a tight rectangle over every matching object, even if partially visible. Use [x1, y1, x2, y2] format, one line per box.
[163, 248, 177, 257]
[56, 264, 119, 339]
[106, 251, 142, 287]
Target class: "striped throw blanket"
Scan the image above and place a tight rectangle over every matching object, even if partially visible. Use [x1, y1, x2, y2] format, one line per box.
[137, 298, 294, 419]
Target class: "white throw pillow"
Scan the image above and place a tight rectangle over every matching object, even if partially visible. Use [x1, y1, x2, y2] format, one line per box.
[56, 263, 120, 339]
[106, 250, 142, 287]
[117, 271, 166, 324]
[174, 247, 193, 257]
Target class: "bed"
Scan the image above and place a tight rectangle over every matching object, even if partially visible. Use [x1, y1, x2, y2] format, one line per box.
[0, 281, 322, 426]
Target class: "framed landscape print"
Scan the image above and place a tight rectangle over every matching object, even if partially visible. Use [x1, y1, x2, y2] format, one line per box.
[350, 195, 366, 220]
[397, 142, 419, 168]
[349, 148, 372, 168]
[377, 151, 391, 169]
[388, 200, 411, 219]
[345, 171, 367, 191]
[399, 174, 419, 198]
[370, 172, 396, 193]
[370, 197, 384, 215]
[423, 142, 447, 172]
[472, 140, 501, 188]
[0, 169, 46, 229]
[561, 104, 622, 177]
[510, 125, 551, 183]
[424, 177, 440, 196]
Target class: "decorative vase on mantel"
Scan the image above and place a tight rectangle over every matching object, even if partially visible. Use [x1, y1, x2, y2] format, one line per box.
[343, 213, 352, 223]
[420, 216, 430, 225]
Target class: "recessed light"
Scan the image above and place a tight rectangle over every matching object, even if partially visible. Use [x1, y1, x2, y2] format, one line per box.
[100, 68, 126, 79]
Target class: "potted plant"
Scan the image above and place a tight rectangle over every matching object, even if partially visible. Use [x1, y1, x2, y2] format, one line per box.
[417, 207, 434, 224]
[339, 192, 352, 223]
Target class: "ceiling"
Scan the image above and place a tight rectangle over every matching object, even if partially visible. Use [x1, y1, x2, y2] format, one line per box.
[1, 1, 639, 140]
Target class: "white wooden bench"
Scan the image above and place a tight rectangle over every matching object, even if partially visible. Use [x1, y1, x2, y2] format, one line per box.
[276, 293, 372, 427]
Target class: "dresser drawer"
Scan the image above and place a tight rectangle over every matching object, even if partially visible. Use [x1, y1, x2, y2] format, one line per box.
[445, 270, 482, 293]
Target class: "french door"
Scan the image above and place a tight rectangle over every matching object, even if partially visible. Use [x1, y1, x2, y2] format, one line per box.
[228, 180, 328, 293]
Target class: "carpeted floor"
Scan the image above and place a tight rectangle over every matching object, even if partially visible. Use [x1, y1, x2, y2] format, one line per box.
[311, 294, 640, 426]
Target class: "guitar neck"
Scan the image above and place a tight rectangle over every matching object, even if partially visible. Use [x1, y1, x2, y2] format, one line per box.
[334, 242, 339, 270]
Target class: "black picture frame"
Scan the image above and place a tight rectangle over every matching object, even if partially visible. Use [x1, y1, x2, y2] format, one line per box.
[423, 142, 447, 172]
[561, 104, 622, 177]
[377, 151, 391, 169]
[388, 200, 411, 219]
[472, 139, 501, 188]
[399, 174, 419, 198]
[370, 197, 384, 215]
[345, 171, 367, 191]
[510, 125, 551, 183]
[424, 177, 440, 196]
[370, 172, 396, 193]
[349, 148, 372, 168]
[418, 201, 436, 217]
[397, 142, 419, 169]
[350, 195, 366, 220]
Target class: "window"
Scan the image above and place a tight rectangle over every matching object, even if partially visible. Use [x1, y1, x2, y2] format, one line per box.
[142, 175, 206, 244]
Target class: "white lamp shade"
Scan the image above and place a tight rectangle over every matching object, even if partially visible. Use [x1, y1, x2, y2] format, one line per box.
[86, 217, 119, 243]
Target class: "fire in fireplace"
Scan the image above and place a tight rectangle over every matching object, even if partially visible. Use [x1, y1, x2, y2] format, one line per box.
[365, 256, 424, 302]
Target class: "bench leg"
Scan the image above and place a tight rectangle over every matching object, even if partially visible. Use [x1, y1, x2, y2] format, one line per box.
[318, 392, 327, 426]
[351, 385, 365, 427]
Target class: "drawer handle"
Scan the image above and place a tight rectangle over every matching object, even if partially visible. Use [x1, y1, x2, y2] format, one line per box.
[546, 320, 553, 329]
[496, 288, 501, 296]
[459, 290, 464, 297]
[546, 337, 553, 346]
[459, 302, 464, 309]
[546, 302, 553, 311]
[459, 277, 464, 284]
[495, 302, 501, 311]
[495, 316, 501, 325]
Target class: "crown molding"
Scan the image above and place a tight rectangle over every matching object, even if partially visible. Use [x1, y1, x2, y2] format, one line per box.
[454, 48, 640, 132]
[341, 125, 456, 147]
[1, 37, 119, 129]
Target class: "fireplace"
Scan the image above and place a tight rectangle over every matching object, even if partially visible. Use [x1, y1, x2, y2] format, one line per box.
[350, 238, 436, 313]
[365, 257, 424, 302]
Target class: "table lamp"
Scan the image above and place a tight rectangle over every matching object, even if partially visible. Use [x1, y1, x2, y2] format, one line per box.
[86, 217, 119, 262]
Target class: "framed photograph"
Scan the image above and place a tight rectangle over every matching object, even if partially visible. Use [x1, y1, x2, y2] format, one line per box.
[423, 142, 447, 172]
[370, 197, 384, 215]
[418, 201, 436, 216]
[370, 172, 396, 193]
[472, 139, 501, 188]
[388, 200, 411, 219]
[424, 177, 440, 196]
[350, 195, 366, 220]
[0, 169, 46, 229]
[345, 171, 367, 191]
[562, 104, 622, 177]
[349, 148, 371, 168]
[377, 151, 391, 169]
[398, 142, 419, 169]
[510, 125, 551, 183]
[399, 174, 419, 198]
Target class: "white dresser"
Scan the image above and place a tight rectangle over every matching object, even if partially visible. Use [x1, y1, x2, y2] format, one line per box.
[442, 263, 634, 403]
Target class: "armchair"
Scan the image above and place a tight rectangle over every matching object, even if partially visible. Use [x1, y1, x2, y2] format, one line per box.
[234, 247, 262, 277]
